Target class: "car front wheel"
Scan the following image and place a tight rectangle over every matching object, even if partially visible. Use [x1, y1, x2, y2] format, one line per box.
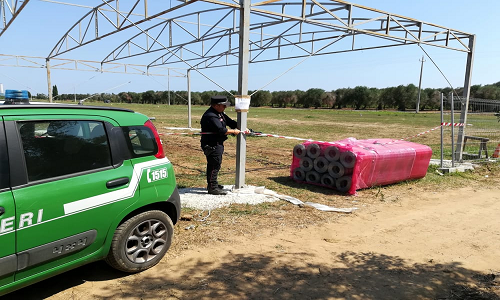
[105, 210, 174, 273]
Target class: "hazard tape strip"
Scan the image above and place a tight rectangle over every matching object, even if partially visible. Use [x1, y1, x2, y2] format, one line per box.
[161, 131, 214, 135]
[441, 122, 465, 127]
[399, 123, 463, 141]
[399, 125, 442, 141]
[162, 123, 462, 143]
[161, 127, 317, 142]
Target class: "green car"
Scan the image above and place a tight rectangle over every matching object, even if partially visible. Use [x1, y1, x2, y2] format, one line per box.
[0, 104, 180, 296]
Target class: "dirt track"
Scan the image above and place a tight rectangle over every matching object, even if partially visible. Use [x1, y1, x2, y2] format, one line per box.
[7, 185, 500, 300]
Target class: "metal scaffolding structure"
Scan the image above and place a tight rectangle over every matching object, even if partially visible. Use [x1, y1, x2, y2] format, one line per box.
[0, 53, 186, 76]
[0, 0, 476, 186]
[0, 0, 29, 38]
[45, 0, 474, 71]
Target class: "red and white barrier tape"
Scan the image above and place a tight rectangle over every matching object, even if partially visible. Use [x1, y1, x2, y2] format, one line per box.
[441, 122, 464, 127]
[250, 132, 315, 142]
[162, 131, 214, 136]
[161, 129, 316, 141]
[399, 125, 442, 141]
[399, 123, 463, 141]
[162, 122, 463, 143]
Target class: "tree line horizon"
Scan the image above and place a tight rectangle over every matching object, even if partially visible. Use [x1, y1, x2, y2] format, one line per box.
[31, 81, 500, 111]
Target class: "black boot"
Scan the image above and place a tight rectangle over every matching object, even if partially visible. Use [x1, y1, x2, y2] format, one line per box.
[208, 187, 227, 195]
[207, 184, 225, 190]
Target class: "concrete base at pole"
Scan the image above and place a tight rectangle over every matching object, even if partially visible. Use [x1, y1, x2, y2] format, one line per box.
[438, 167, 466, 174]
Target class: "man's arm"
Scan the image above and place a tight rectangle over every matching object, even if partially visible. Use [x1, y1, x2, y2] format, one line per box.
[224, 113, 238, 129]
[223, 113, 250, 135]
[225, 128, 241, 135]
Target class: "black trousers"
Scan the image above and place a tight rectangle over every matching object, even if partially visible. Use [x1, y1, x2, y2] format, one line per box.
[202, 144, 224, 189]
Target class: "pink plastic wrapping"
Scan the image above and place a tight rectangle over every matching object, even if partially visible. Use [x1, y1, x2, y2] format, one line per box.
[290, 138, 432, 195]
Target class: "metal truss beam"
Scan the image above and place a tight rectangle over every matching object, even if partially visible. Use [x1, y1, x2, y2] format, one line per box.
[0, 0, 30, 38]
[94, 0, 473, 70]
[1, 0, 477, 166]
[0, 54, 185, 77]
[48, 0, 200, 58]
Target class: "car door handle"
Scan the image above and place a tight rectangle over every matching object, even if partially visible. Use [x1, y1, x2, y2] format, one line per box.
[106, 177, 130, 189]
[0, 207, 4, 216]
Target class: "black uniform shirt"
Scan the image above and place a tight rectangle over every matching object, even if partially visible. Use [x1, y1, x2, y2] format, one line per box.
[200, 106, 238, 146]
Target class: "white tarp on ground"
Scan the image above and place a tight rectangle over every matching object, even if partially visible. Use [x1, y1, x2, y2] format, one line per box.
[179, 185, 357, 213]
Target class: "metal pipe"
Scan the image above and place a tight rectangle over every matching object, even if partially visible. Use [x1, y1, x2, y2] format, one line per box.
[416, 55, 425, 113]
[46, 58, 52, 103]
[167, 68, 170, 105]
[235, 0, 250, 189]
[450, 93, 455, 167]
[440, 93, 444, 168]
[187, 69, 191, 128]
[456, 35, 476, 161]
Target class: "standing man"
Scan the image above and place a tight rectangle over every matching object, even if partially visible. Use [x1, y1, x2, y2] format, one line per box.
[201, 95, 244, 195]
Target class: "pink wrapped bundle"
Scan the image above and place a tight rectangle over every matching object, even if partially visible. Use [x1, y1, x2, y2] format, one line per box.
[291, 138, 432, 195]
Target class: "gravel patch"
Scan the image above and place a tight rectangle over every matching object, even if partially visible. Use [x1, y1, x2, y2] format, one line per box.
[179, 185, 358, 213]
[429, 159, 477, 171]
[179, 185, 281, 211]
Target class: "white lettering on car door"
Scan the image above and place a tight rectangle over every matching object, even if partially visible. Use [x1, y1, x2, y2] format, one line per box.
[18, 209, 43, 229]
[37, 209, 43, 223]
[0, 216, 15, 233]
[19, 212, 34, 227]
[0, 209, 44, 235]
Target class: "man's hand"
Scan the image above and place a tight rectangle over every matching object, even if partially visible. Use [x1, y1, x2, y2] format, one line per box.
[227, 128, 241, 135]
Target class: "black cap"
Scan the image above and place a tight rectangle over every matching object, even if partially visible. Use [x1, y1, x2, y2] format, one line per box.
[210, 95, 231, 106]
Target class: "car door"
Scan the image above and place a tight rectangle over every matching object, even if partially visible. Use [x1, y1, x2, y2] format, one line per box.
[4, 115, 137, 280]
[0, 120, 16, 288]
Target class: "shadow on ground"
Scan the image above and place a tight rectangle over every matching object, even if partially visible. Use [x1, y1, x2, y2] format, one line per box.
[5, 251, 499, 299]
[270, 175, 347, 195]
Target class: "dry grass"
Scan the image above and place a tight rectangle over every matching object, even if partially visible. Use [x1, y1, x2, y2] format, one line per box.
[161, 121, 500, 257]
[105, 103, 500, 298]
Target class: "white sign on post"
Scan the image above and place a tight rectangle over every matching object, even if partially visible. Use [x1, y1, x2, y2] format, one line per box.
[235, 95, 251, 112]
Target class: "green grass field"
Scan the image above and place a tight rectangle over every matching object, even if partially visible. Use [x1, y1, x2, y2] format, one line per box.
[90, 102, 499, 159]
[67, 101, 499, 204]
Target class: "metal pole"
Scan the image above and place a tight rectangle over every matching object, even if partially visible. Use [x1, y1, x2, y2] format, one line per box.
[168, 69, 171, 105]
[440, 93, 444, 168]
[416, 55, 425, 113]
[235, 0, 250, 189]
[451, 93, 455, 168]
[46, 58, 52, 103]
[455, 35, 476, 161]
[187, 69, 192, 128]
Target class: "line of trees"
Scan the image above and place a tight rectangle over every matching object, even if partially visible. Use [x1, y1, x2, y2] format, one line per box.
[34, 81, 500, 111]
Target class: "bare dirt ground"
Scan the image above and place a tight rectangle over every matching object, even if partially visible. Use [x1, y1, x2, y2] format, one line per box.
[8, 184, 500, 299]
[6, 134, 500, 300]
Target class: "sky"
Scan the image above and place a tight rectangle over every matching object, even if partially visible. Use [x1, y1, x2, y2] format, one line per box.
[0, 0, 499, 97]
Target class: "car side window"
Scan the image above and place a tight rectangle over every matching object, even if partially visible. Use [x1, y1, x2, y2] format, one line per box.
[18, 120, 112, 182]
[123, 126, 158, 157]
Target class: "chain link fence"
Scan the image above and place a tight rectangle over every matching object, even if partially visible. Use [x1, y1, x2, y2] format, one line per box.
[443, 96, 500, 162]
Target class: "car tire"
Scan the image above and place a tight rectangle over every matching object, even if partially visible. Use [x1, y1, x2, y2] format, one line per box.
[105, 210, 174, 273]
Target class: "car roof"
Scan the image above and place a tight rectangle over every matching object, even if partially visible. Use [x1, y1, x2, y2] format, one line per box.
[0, 104, 154, 126]
[0, 104, 134, 113]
